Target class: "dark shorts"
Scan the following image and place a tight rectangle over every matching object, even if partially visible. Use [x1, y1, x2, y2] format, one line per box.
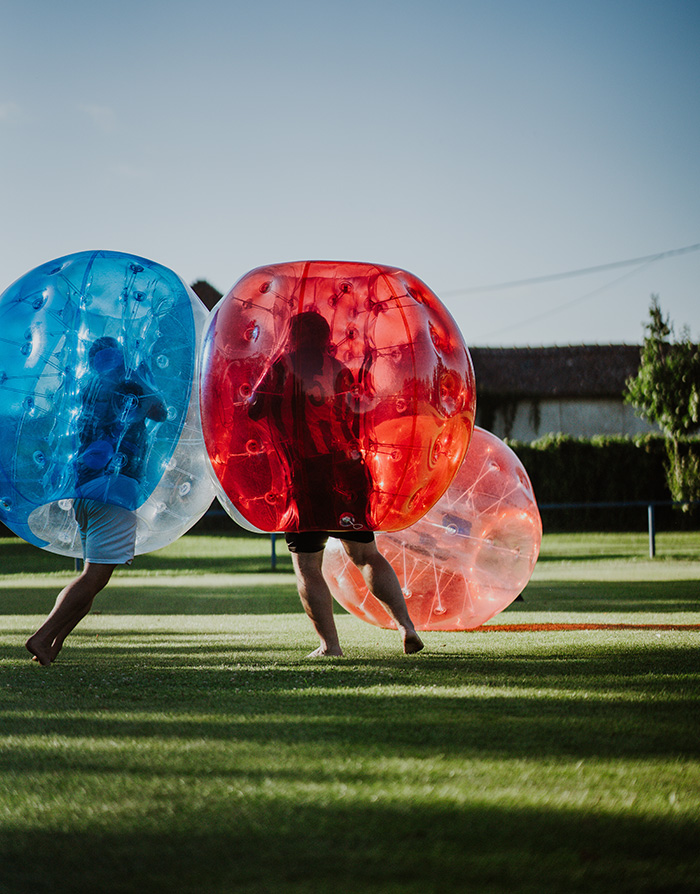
[285, 530, 375, 554]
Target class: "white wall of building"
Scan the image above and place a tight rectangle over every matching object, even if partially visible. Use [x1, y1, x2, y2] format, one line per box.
[487, 398, 660, 441]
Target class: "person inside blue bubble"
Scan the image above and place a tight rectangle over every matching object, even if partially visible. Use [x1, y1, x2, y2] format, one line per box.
[76, 336, 168, 503]
[25, 336, 166, 666]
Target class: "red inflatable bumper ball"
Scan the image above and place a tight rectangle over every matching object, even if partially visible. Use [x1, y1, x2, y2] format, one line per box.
[200, 261, 476, 532]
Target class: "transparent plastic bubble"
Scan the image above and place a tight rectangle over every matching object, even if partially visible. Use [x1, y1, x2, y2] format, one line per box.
[324, 427, 542, 630]
[0, 249, 216, 556]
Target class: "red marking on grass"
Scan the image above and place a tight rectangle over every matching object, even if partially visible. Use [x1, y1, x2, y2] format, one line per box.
[477, 623, 700, 632]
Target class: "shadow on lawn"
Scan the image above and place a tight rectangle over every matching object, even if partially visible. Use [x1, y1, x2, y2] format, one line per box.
[136, 553, 293, 575]
[0, 532, 290, 568]
[520, 579, 700, 613]
[0, 585, 303, 615]
[2, 634, 699, 892]
[0, 544, 291, 577]
[1, 640, 698, 760]
[4, 577, 698, 615]
[1, 799, 698, 894]
[537, 552, 644, 563]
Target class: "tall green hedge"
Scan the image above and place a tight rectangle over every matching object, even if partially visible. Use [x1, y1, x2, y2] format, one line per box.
[506, 433, 700, 531]
[2, 434, 697, 539]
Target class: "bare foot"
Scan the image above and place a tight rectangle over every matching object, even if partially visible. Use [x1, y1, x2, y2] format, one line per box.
[25, 636, 53, 667]
[401, 629, 424, 654]
[306, 644, 344, 658]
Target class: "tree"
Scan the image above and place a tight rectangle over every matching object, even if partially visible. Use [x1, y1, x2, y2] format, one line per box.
[625, 296, 700, 506]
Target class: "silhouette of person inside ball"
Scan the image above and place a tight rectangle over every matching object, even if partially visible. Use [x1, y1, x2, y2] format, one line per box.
[25, 336, 167, 666]
[76, 336, 168, 505]
[249, 311, 370, 530]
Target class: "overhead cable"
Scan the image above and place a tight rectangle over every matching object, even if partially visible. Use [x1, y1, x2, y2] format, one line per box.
[443, 241, 700, 296]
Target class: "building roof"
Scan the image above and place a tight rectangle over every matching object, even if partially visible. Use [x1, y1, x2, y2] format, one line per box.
[469, 345, 643, 398]
[191, 280, 223, 311]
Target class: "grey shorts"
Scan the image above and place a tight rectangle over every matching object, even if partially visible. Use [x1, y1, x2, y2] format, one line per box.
[73, 499, 137, 565]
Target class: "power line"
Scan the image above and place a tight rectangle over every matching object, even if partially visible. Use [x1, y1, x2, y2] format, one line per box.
[479, 260, 655, 340]
[442, 241, 700, 296]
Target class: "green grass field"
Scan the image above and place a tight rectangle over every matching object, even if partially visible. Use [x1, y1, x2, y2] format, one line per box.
[1, 531, 699, 893]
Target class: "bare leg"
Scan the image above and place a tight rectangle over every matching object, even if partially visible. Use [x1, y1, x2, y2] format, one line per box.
[26, 562, 116, 665]
[342, 539, 424, 654]
[291, 551, 343, 657]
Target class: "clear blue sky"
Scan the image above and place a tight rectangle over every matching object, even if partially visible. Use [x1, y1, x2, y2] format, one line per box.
[2, 0, 698, 346]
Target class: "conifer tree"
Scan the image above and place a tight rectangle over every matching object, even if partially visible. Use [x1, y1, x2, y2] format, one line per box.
[625, 296, 700, 506]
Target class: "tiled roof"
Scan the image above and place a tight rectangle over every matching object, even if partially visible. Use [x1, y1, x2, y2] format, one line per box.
[469, 345, 643, 398]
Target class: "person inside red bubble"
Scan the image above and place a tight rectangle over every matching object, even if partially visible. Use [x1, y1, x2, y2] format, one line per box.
[249, 310, 424, 657]
[250, 310, 369, 529]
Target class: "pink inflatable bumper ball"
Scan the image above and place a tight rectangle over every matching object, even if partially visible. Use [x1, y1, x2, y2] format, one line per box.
[200, 261, 476, 532]
[324, 427, 542, 630]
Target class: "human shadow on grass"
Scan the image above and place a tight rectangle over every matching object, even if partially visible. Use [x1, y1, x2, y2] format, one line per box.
[0, 794, 698, 894]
